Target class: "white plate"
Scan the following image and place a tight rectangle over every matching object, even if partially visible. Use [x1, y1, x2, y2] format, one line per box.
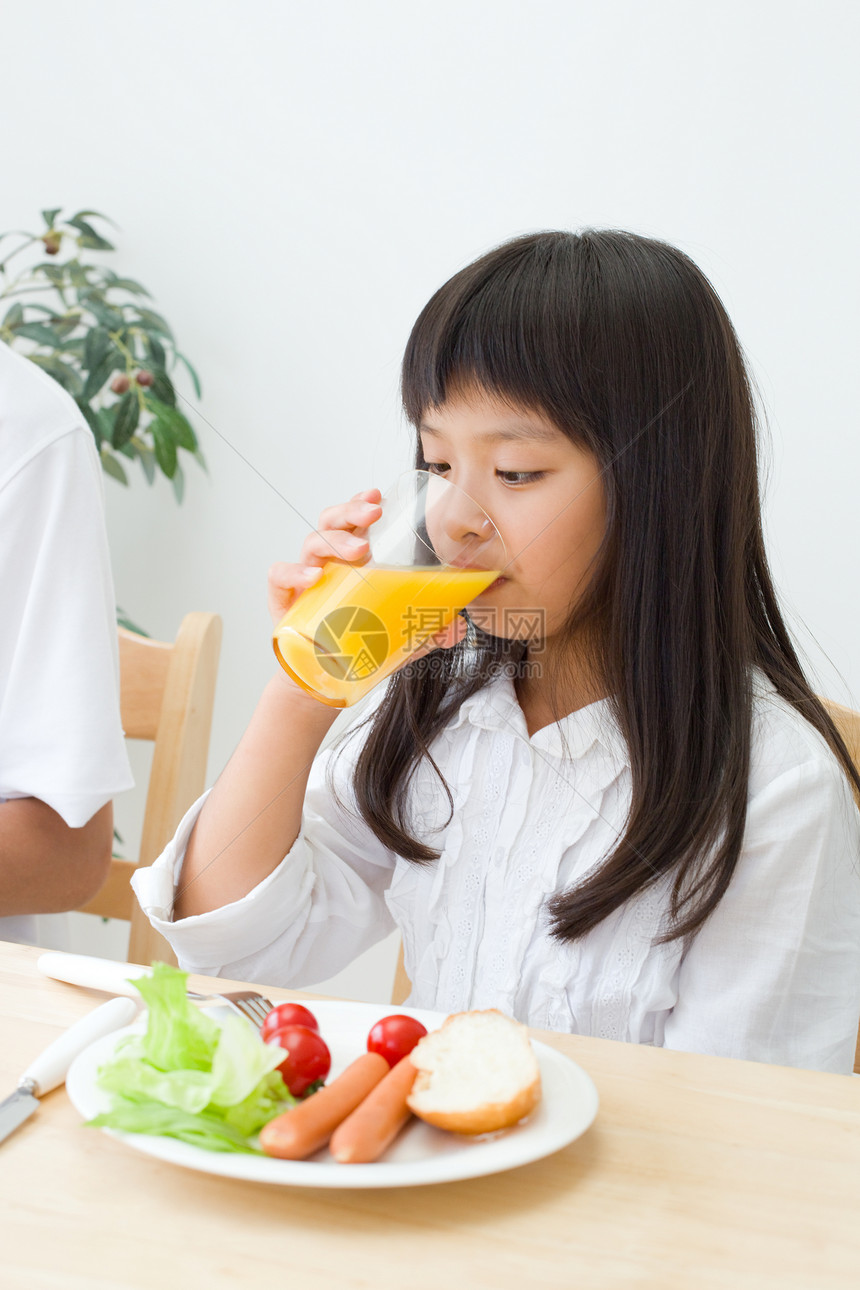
[66, 999, 598, 1189]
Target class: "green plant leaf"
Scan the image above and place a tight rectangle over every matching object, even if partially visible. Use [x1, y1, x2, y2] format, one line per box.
[75, 397, 104, 447]
[50, 313, 80, 339]
[144, 332, 167, 368]
[134, 307, 173, 339]
[107, 276, 151, 297]
[173, 411, 197, 452]
[28, 354, 84, 395]
[147, 397, 197, 451]
[111, 391, 140, 448]
[71, 209, 119, 229]
[84, 326, 112, 373]
[42, 208, 62, 228]
[14, 321, 60, 346]
[174, 351, 202, 398]
[151, 418, 178, 478]
[131, 437, 157, 485]
[100, 449, 129, 485]
[116, 606, 149, 635]
[68, 215, 115, 252]
[77, 285, 104, 307]
[96, 407, 115, 441]
[24, 304, 62, 318]
[150, 369, 176, 407]
[2, 302, 24, 329]
[85, 298, 125, 331]
[39, 263, 68, 288]
[171, 460, 185, 504]
[82, 347, 124, 401]
[69, 261, 96, 290]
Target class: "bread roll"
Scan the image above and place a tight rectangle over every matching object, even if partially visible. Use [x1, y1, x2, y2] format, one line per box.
[406, 1009, 541, 1135]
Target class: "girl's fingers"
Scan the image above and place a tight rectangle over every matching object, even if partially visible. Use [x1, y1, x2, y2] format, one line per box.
[269, 492, 380, 626]
[301, 529, 370, 565]
[317, 496, 382, 535]
[267, 562, 323, 623]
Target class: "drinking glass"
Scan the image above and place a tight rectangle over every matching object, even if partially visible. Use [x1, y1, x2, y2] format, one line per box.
[273, 469, 506, 706]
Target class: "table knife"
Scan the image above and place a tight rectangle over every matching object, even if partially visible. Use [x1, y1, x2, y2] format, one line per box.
[0, 995, 137, 1145]
[37, 950, 153, 997]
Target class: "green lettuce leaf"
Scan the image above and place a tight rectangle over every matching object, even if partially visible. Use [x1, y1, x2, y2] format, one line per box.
[222, 1070, 296, 1137]
[132, 962, 220, 1071]
[207, 1013, 288, 1107]
[88, 1096, 260, 1154]
[88, 962, 296, 1152]
[96, 1055, 214, 1114]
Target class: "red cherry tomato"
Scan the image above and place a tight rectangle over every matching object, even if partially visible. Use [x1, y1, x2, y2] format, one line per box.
[367, 1014, 428, 1068]
[260, 1002, 320, 1043]
[267, 1024, 331, 1097]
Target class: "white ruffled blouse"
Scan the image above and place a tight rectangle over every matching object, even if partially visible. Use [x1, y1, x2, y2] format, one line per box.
[133, 671, 860, 1073]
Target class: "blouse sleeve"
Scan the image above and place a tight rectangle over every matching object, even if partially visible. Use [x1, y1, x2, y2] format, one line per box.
[662, 756, 860, 1073]
[131, 721, 398, 987]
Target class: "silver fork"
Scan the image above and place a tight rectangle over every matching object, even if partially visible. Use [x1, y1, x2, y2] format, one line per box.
[187, 989, 273, 1029]
[37, 953, 274, 1030]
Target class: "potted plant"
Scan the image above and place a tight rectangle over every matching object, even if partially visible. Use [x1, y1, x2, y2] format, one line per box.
[0, 207, 203, 502]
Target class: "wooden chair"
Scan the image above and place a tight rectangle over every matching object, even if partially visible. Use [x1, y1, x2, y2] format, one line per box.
[821, 698, 860, 811]
[820, 698, 860, 1074]
[391, 943, 410, 1006]
[79, 612, 222, 965]
[390, 697, 860, 1070]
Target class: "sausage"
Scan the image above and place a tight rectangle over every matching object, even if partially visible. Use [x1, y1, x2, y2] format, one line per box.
[260, 1051, 389, 1160]
[328, 1053, 418, 1163]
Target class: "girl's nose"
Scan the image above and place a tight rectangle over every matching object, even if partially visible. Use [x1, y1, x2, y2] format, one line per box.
[439, 500, 500, 565]
[423, 473, 502, 566]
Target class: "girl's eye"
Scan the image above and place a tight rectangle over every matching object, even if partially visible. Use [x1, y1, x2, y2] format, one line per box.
[497, 470, 546, 485]
[423, 463, 545, 485]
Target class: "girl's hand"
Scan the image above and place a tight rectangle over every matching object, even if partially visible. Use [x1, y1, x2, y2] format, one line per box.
[267, 489, 383, 627]
[267, 486, 468, 654]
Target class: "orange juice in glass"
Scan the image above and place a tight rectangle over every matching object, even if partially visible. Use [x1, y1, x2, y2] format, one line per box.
[273, 471, 505, 706]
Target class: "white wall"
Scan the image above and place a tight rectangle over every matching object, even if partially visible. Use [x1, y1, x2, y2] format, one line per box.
[4, 1, 859, 997]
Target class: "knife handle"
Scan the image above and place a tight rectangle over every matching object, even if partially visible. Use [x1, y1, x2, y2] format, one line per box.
[22, 997, 138, 1096]
[37, 951, 152, 999]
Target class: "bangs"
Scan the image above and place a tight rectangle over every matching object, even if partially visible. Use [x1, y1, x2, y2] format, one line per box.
[401, 233, 591, 437]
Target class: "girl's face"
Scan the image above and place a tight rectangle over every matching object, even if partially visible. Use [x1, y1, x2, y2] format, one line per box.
[418, 387, 606, 643]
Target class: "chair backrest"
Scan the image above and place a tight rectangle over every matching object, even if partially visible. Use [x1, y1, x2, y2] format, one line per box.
[820, 698, 860, 810]
[79, 612, 222, 965]
[391, 696, 860, 1072]
[819, 698, 860, 1073]
[391, 943, 410, 1006]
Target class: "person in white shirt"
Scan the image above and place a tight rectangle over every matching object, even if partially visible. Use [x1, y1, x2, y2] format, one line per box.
[133, 230, 860, 1073]
[0, 339, 133, 945]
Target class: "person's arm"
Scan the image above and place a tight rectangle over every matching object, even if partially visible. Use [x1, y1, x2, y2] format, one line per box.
[662, 756, 860, 1072]
[0, 799, 113, 915]
[173, 674, 340, 918]
[173, 489, 386, 920]
[0, 412, 133, 921]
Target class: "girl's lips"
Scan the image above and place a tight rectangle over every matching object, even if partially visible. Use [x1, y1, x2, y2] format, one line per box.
[485, 576, 507, 591]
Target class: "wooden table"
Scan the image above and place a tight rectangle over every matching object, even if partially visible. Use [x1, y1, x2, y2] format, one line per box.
[2, 940, 858, 1289]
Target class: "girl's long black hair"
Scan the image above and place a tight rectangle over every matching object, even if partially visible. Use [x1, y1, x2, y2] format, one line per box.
[343, 229, 860, 944]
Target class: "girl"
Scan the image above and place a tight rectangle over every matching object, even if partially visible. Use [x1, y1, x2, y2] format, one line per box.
[134, 230, 860, 1073]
